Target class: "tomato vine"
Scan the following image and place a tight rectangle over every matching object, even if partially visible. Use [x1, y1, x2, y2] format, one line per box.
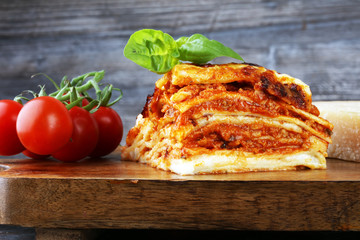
[1, 70, 124, 162]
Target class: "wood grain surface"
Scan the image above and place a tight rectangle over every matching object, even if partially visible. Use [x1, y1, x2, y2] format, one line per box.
[1, 0, 360, 238]
[1, 148, 360, 231]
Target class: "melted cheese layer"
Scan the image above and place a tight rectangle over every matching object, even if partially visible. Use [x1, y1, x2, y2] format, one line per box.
[168, 150, 326, 175]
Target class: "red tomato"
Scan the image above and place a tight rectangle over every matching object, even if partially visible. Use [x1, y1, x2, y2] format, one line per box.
[52, 106, 99, 162]
[90, 107, 123, 158]
[22, 149, 50, 160]
[0, 100, 25, 155]
[16, 96, 73, 155]
[81, 98, 90, 107]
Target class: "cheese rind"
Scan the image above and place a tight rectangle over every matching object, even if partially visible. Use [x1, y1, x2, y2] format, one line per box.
[315, 101, 360, 162]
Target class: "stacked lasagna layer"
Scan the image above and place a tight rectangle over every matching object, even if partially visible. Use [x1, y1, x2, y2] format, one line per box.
[121, 63, 333, 175]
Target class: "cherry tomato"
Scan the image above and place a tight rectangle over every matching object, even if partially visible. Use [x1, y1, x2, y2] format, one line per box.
[22, 149, 50, 160]
[0, 100, 25, 155]
[90, 106, 123, 158]
[16, 96, 73, 155]
[81, 98, 90, 107]
[52, 106, 99, 162]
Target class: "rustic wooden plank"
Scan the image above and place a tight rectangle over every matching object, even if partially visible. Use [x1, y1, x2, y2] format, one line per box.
[1, 20, 359, 100]
[272, 41, 360, 101]
[3, 179, 358, 231]
[1, 0, 359, 37]
[1, 148, 360, 231]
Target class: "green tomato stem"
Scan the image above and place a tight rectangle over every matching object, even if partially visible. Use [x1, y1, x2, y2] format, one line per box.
[69, 87, 77, 104]
[32, 73, 60, 90]
[49, 70, 104, 98]
[20, 69, 122, 111]
[101, 85, 112, 106]
[54, 81, 71, 100]
[89, 79, 102, 102]
[70, 71, 97, 86]
[83, 99, 100, 112]
[60, 75, 68, 89]
[65, 96, 86, 110]
[38, 85, 47, 97]
[106, 87, 123, 107]
[13, 95, 30, 105]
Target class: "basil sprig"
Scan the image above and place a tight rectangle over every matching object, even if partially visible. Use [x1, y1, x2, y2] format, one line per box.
[124, 29, 244, 74]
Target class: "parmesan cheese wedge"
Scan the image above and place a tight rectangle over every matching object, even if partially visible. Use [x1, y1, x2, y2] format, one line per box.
[315, 101, 360, 162]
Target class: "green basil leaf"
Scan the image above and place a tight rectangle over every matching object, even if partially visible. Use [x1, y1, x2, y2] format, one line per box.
[123, 29, 180, 74]
[176, 34, 244, 64]
[175, 36, 188, 48]
[123, 29, 244, 73]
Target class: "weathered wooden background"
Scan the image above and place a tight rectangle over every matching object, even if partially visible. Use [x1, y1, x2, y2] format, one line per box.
[1, 0, 360, 146]
[1, 0, 360, 239]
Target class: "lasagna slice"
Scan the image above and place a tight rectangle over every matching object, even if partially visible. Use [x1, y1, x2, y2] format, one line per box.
[121, 63, 333, 175]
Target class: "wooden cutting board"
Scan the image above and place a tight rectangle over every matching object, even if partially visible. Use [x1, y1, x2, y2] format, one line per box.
[1, 147, 360, 232]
